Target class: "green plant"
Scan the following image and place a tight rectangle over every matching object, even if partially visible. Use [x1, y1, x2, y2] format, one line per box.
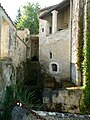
[0, 84, 43, 120]
[83, 12, 90, 114]
[15, 85, 35, 108]
[77, 7, 84, 86]
[77, 15, 84, 70]
[0, 86, 15, 120]
[16, 2, 40, 34]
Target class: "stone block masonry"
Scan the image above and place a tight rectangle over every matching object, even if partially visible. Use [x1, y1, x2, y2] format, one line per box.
[43, 88, 83, 113]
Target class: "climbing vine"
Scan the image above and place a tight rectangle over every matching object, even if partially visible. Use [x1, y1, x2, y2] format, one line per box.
[83, 12, 90, 113]
[77, 1, 84, 86]
[77, 14, 84, 72]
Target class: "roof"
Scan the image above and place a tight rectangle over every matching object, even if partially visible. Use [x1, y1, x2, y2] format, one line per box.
[0, 3, 16, 28]
[39, 4, 57, 12]
[39, 0, 70, 19]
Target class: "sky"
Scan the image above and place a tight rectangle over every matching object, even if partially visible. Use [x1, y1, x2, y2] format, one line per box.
[0, 0, 63, 21]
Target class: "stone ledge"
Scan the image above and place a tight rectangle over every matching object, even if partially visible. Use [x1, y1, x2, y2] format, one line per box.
[43, 88, 83, 113]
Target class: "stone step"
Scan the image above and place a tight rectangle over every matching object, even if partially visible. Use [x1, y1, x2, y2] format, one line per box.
[26, 114, 40, 120]
[29, 111, 90, 120]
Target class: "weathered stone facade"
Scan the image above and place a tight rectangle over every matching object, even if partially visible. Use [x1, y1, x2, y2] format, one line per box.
[39, 0, 88, 86]
[38, 0, 90, 113]
[39, 0, 70, 83]
[0, 5, 30, 100]
[15, 29, 29, 67]
[71, 0, 84, 85]
[43, 88, 83, 113]
[1, 0, 90, 116]
[27, 35, 39, 61]
[0, 6, 29, 67]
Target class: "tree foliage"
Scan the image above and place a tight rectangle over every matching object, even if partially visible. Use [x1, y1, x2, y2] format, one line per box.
[15, 8, 21, 25]
[15, 2, 40, 34]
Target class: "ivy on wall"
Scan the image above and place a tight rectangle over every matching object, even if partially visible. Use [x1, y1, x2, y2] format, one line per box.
[77, 15, 84, 71]
[77, 3, 84, 85]
[83, 14, 90, 113]
[76, 3, 90, 114]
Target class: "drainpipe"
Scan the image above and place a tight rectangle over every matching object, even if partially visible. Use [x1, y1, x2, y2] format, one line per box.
[70, 0, 73, 82]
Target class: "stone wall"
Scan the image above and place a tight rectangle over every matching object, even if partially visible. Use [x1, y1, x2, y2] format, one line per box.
[0, 8, 12, 101]
[39, 2, 71, 83]
[27, 35, 39, 61]
[0, 5, 29, 100]
[0, 6, 28, 67]
[39, 28, 70, 82]
[0, 5, 16, 59]
[71, 0, 84, 85]
[0, 59, 16, 100]
[13, 30, 28, 67]
[39, 0, 87, 86]
[43, 88, 83, 113]
[1, 17, 10, 58]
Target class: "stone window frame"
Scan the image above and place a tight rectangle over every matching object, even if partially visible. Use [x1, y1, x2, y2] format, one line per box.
[49, 62, 59, 74]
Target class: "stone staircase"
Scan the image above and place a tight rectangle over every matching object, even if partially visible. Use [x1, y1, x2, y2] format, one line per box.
[11, 105, 90, 120]
[1, 99, 90, 120]
[26, 111, 90, 120]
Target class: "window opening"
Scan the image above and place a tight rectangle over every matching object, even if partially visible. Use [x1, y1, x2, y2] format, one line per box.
[50, 52, 52, 59]
[52, 64, 57, 72]
[42, 28, 44, 32]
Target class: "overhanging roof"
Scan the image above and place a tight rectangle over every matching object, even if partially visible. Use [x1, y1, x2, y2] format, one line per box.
[39, 0, 70, 19]
[0, 3, 16, 28]
[39, 4, 58, 12]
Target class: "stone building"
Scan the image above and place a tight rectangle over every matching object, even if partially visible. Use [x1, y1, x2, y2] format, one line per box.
[39, 0, 90, 113]
[0, 4, 29, 99]
[39, 0, 87, 86]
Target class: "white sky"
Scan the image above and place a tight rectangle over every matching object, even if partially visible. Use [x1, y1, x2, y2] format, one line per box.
[0, 0, 63, 21]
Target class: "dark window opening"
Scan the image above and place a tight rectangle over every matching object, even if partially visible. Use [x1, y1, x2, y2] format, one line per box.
[49, 27, 52, 34]
[58, 28, 63, 31]
[52, 64, 57, 72]
[42, 28, 44, 32]
[50, 52, 52, 59]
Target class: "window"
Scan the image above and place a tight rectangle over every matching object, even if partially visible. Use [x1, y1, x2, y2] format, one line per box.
[49, 62, 59, 74]
[49, 27, 52, 34]
[42, 28, 44, 32]
[50, 52, 52, 59]
[52, 64, 57, 72]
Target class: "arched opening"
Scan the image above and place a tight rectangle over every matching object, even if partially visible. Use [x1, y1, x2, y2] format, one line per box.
[49, 62, 59, 74]
[52, 64, 57, 72]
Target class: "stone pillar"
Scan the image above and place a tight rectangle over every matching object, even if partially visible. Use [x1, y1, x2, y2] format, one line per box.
[51, 10, 58, 34]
